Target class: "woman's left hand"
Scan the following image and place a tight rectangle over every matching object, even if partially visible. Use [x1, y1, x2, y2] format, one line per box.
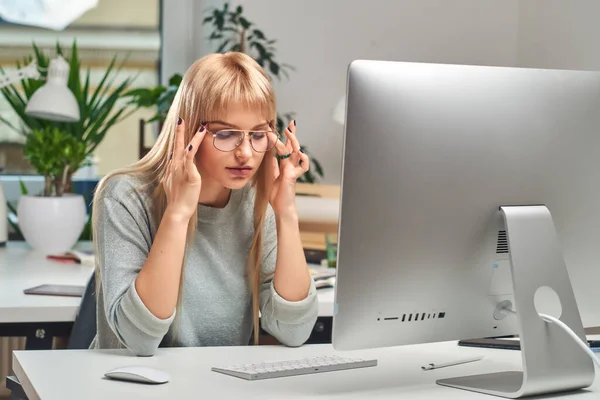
[270, 120, 310, 216]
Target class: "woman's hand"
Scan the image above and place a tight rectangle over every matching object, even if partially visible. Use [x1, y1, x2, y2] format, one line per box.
[163, 118, 207, 222]
[270, 120, 310, 216]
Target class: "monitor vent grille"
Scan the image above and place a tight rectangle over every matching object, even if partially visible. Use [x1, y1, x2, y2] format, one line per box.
[496, 230, 509, 254]
[378, 312, 445, 322]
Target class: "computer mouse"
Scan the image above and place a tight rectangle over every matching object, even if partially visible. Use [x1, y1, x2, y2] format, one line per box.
[104, 365, 170, 384]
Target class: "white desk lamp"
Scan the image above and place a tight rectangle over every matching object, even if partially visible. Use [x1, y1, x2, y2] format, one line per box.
[23, 56, 80, 122]
[1, 56, 80, 122]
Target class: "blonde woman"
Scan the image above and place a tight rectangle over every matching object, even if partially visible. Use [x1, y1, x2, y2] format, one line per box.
[90, 52, 318, 356]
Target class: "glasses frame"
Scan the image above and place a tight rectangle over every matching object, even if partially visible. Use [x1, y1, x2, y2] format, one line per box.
[207, 126, 281, 153]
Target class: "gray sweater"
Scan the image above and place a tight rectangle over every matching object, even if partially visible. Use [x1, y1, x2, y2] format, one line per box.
[90, 174, 318, 356]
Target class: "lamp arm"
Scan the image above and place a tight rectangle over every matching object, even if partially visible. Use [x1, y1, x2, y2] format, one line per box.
[0, 61, 41, 89]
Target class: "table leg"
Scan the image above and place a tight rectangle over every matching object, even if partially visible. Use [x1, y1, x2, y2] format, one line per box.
[0, 322, 74, 350]
[24, 327, 54, 350]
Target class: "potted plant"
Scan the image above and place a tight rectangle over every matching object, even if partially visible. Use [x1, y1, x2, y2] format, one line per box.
[17, 126, 89, 253]
[126, 3, 324, 183]
[0, 41, 139, 252]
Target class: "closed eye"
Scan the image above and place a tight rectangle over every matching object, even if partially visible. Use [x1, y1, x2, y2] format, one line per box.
[216, 131, 236, 139]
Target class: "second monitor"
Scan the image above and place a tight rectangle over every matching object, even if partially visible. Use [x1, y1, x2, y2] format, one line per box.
[332, 60, 600, 398]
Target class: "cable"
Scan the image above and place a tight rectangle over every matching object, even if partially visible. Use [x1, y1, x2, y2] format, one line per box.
[503, 306, 600, 368]
[538, 313, 600, 369]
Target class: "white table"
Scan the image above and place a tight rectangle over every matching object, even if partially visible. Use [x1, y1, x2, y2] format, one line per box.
[0, 242, 334, 349]
[0, 242, 94, 349]
[13, 339, 599, 400]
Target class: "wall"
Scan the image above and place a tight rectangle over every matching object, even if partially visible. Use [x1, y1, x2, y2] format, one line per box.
[517, 0, 600, 71]
[160, 0, 206, 85]
[176, 0, 520, 185]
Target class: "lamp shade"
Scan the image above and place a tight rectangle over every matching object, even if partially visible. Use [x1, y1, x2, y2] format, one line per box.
[0, 0, 98, 31]
[332, 95, 346, 125]
[25, 56, 80, 122]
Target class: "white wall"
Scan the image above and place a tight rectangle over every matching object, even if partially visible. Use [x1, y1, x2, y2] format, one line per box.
[517, 0, 600, 71]
[162, 0, 520, 184]
[160, 0, 206, 84]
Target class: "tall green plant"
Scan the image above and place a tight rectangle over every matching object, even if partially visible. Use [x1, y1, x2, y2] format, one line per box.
[0, 40, 139, 193]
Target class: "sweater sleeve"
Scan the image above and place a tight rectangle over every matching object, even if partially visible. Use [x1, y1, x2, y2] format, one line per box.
[95, 194, 175, 356]
[259, 207, 319, 346]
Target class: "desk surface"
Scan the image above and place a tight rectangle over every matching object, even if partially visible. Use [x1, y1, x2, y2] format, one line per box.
[13, 339, 599, 400]
[0, 242, 335, 323]
[0, 242, 94, 324]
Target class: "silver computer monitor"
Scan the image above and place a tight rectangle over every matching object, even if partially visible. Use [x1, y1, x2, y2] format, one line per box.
[332, 60, 600, 398]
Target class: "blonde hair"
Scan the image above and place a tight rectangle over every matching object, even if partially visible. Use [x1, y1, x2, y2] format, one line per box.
[92, 52, 277, 345]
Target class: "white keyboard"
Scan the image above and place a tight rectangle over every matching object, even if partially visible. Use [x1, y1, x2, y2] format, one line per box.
[211, 355, 377, 381]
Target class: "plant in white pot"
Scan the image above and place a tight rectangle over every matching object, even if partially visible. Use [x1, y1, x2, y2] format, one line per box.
[17, 126, 89, 254]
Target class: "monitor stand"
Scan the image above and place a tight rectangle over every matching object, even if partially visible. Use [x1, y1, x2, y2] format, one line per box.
[437, 205, 595, 398]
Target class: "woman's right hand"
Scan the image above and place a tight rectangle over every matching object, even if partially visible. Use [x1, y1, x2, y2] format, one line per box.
[163, 118, 207, 222]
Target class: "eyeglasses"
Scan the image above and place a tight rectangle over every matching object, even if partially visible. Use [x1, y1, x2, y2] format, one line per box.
[209, 128, 280, 153]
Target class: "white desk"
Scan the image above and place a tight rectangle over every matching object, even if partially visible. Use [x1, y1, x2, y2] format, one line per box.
[13, 340, 599, 399]
[0, 241, 334, 348]
[0, 242, 94, 349]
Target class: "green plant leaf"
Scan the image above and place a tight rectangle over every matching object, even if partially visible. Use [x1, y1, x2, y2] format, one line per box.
[239, 17, 251, 29]
[19, 179, 29, 195]
[216, 39, 231, 53]
[168, 73, 182, 86]
[269, 61, 280, 77]
[253, 29, 265, 40]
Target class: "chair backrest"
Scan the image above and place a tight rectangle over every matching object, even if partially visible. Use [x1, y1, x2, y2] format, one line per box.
[67, 273, 96, 349]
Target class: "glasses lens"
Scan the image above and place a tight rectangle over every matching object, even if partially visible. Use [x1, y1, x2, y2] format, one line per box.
[251, 131, 278, 152]
[214, 130, 243, 151]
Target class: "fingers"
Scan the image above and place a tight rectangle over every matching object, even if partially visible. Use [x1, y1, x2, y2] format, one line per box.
[184, 124, 207, 177]
[274, 139, 289, 158]
[271, 153, 280, 182]
[285, 120, 300, 154]
[283, 120, 302, 165]
[297, 150, 310, 174]
[184, 124, 206, 159]
[173, 117, 186, 163]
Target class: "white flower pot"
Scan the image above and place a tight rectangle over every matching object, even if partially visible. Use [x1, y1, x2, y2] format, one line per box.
[17, 194, 87, 254]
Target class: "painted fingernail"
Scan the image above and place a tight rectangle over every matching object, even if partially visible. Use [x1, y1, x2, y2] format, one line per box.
[293, 119, 296, 127]
[200, 125, 205, 132]
[287, 126, 292, 133]
[177, 117, 182, 125]
[188, 144, 193, 151]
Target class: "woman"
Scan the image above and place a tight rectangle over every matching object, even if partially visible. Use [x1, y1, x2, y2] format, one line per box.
[90, 52, 318, 356]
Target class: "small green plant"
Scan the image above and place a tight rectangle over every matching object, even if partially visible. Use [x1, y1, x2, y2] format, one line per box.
[24, 126, 88, 196]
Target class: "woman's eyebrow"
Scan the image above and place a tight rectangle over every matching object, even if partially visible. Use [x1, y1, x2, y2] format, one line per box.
[207, 120, 269, 130]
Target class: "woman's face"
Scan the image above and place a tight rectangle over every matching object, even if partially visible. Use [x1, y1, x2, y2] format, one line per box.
[195, 107, 276, 190]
